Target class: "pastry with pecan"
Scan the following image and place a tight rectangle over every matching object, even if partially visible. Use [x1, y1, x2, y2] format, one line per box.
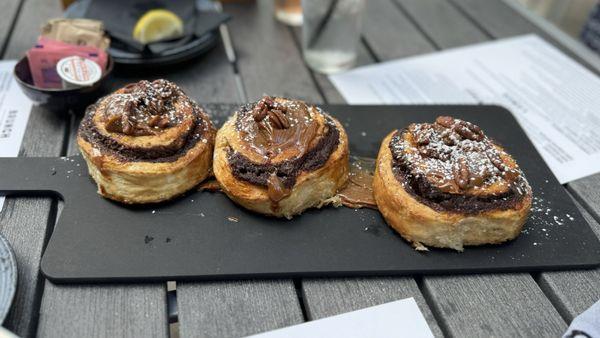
[373, 116, 532, 251]
[213, 96, 349, 218]
[78, 79, 216, 204]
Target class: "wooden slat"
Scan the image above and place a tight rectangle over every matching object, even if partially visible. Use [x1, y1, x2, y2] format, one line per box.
[536, 198, 600, 322]
[395, 0, 488, 48]
[350, 0, 569, 335]
[294, 2, 557, 335]
[363, 0, 434, 61]
[0, 1, 64, 336]
[500, 0, 600, 72]
[223, 0, 323, 102]
[452, 0, 600, 71]
[3, 2, 594, 337]
[451, 0, 551, 39]
[287, 2, 442, 335]
[165, 4, 305, 336]
[178, 280, 304, 338]
[293, 0, 442, 104]
[38, 284, 168, 338]
[289, 26, 372, 104]
[0, 0, 21, 55]
[569, 177, 600, 221]
[108, 43, 241, 104]
[3, 0, 59, 60]
[422, 273, 566, 336]
[450, 0, 600, 323]
[115, 5, 303, 337]
[0, 107, 65, 337]
[302, 278, 444, 337]
[0, 0, 169, 336]
[451, 0, 600, 220]
[37, 118, 169, 338]
[40, 33, 242, 338]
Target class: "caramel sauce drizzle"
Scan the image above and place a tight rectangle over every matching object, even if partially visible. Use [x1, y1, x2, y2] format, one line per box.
[237, 96, 323, 206]
[198, 179, 221, 193]
[337, 157, 377, 210]
[267, 172, 291, 203]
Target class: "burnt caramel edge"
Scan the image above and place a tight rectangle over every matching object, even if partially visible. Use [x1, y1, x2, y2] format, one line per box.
[389, 129, 530, 214]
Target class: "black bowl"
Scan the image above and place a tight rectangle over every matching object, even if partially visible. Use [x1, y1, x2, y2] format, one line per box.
[13, 55, 114, 114]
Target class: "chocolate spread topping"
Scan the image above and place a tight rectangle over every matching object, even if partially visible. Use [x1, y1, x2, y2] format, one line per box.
[227, 97, 340, 200]
[234, 96, 321, 161]
[102, 80, 183, 136]
[389, 116, 530, 214]
[78, 80, 213, 162]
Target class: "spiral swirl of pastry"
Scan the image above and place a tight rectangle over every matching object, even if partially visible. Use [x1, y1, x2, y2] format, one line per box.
[373, 116, 532, 251]
[77, 79, 216, 204]
[389, 116, 531, 213]
[79, 79, 214, 162]
[213, 96, 349, 218]
[226, 96, 342, 202]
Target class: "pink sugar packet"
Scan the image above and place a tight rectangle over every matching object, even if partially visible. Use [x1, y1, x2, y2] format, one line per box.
[26, 37, 108, 88]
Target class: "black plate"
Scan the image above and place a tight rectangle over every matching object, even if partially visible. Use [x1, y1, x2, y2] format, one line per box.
[65, 0, 220, 67]
[0, 105, 598, 283]
[106, 32, 218, 67]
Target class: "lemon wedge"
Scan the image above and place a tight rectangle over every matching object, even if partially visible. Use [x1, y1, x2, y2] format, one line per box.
[133, 9, 184, 44]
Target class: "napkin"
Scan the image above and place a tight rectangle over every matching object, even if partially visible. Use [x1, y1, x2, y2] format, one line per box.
[563, 300, 600, 338]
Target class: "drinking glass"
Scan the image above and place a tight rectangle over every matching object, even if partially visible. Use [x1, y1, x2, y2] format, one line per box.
[302, 0, 365, 74]
[275, 0, 303, 26]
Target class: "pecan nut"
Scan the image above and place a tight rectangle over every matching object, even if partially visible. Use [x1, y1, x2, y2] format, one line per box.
[427, 170, 454, 192]
[268, 109, 290, 129]
[487, 152, 505, 172]
[157, 117, 171, 129]
[454, 157, 471, 189]
[253, 107, 268, 122]
[436, 116, 455, 128]
[455, 120, 484, 141]
[105, 115, 122, 133]
[147, 115, 161, 127]
[502, 168, 520, 181]
[121, 115, 134, 135]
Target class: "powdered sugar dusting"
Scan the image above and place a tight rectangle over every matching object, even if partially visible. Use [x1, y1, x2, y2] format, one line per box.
[390, 116, 528, 195]
[100, 79, 193, 136]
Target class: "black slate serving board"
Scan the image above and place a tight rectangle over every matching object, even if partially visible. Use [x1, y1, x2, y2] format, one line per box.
[1, 104, 599, 283]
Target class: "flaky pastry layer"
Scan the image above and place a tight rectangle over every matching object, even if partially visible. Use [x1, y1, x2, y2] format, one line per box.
[213, 115, 349, 218]
[373, 132, 532, 251]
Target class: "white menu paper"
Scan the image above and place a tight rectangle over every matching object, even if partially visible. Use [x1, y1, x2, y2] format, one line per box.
[248, 298, 434, 338]
[330, 34, 600, 184]
[0, 61, 32, 212]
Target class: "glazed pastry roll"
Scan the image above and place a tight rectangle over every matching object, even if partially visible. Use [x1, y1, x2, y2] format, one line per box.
[213, 96, 349, 218]
[373, 116, 532, 251]
[78, 79, 216, 204]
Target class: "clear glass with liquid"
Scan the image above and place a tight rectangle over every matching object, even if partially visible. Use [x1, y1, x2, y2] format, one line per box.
[302, 0, 365, 74]
[275, 0, 303, 26]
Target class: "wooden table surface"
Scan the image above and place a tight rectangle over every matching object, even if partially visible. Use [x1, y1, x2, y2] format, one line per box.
[1, 0, 599, 337]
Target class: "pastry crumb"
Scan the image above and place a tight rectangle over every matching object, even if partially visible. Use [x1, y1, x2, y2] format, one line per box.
[318, 195, 342, 208]
[414, 242, 429, 251]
